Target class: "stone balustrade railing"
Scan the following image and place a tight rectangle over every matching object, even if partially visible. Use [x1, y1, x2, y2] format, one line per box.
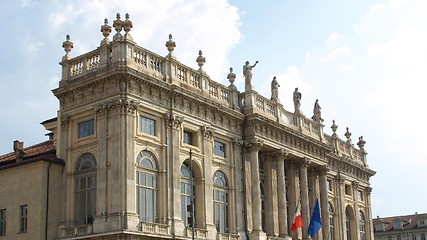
[217, 232, 240, 240]
[139, 221, 170, 235]
[61, 224, 92, 237]
[60, 36, 367, 166]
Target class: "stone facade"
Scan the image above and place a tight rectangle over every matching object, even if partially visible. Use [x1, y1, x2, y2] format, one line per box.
[0, 14, 375, 240]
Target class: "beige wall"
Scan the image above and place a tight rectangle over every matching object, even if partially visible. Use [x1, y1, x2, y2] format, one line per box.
[0, 161, 63, 240]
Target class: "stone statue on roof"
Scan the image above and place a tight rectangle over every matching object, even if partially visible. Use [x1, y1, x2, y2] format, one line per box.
[243, 60, 258, 91]
[293, 87, 302, 113]
[270, 76, 280, 102]
[312, 99, 323, 122]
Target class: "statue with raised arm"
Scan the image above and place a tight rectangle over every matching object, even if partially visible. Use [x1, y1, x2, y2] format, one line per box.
[293, 87, 302, 113]
[270, 76, 280, 102]
[243, 60, 258, 91]
[312, 99, 323, 122]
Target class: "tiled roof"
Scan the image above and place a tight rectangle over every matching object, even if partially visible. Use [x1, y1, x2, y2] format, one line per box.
[374, 213, 427, 232]
[0, 141, 64, 169]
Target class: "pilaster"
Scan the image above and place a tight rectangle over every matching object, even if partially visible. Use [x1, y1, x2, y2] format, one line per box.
[318, 166, 330, 240]
[275, 149, 291, 240]
[247, 138, 266, 240]
[298, 158, 311, 240]
[232, 138, 247, 239]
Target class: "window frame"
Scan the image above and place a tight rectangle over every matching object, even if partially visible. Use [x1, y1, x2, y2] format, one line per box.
[136, 151, 158, 223]
[78, 119, 95, 138]
[139, 115, 156, 136]
[0, 209, 6, 236]
[213, 171, 229, 233]
[183, 130, 194, 146]
[213, 140, 226, 158]
[19, 205, 27, 233]
[75, 153, 97, 225]
[181, 162, 195, 227]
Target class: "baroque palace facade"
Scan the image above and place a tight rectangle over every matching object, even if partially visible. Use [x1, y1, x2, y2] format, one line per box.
[0, 14, 375, 240]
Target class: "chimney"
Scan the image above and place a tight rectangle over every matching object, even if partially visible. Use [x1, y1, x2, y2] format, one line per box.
[13, 140, 25, 161]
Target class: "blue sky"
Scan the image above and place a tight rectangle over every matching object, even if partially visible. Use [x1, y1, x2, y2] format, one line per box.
[1, 0, 426, 218]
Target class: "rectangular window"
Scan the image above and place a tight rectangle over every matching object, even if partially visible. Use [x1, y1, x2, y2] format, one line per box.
[78, 119, 95, 138]
[358, 190, 364, 201]
[397, 234, 401, 240]
[183, 131, 193, 145]
[413, 234, 417, 240]
[140, 116, 156, 136]
[422, 233, 426, 240]
[19, 205, 27, 232]
[0, 209, 5, 236]
[214, 140, 226, 158]
[345, 184, 352, 196]
[327, 179, 333, 191]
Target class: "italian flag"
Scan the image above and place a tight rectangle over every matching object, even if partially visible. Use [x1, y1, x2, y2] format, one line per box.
[291, 197, 303, 235]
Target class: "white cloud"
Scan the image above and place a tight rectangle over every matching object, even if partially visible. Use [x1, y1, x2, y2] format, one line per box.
[324, 32, 341, 46]
[320, 45, 352, 63]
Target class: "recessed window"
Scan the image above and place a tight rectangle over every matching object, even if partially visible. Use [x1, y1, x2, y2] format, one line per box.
[358, 190, 364, 201]
[214, 140, 226, 158]
[140, 116, 156, 136]
[19, 205, 28, 232]
[78, 119, 95, 138]
[420, 219, 425, 226]
[345, 184, 352, 196]
[183, 131, 193, 145]
[0, 209, 6, 236]
[327, 179, 333, 192]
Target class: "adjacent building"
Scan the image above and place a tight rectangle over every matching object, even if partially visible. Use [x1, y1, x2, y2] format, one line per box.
[0, 14, 376, 240]
[374, 213, 427, 240]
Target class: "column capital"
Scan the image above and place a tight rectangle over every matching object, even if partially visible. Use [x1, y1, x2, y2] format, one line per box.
[317, 165, 329, 176]
[165, 113, 183, 130]
[298, 157, 311, 168]
[232, 138, 244, 149]
[202, 124, 215, 141]
[352, 180, 360, 188]
[366, 186, 372, 195]
[272, 148, 289, 159]
[247, 138, 264, 152]
[337, 174, 346, 185]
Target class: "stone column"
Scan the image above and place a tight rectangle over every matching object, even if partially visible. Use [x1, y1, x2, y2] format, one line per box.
[93, 105, 109, 232]
[298, 158, 311, 240]
[59, 115, 71, 226]
[337, 175, 346, 240]
[166, 114, 184, 234]
[286, 161, 299, 238]
[202, 125, 216, 240]
[275, 149, 291, 239]
[264, 154, 278, 236]
[366, 187, 374, 240]
[248, 138, 266, 239]
[232, 139, 246, 238]
[352, 181, 360, 240]
[318, 167, 330, 240]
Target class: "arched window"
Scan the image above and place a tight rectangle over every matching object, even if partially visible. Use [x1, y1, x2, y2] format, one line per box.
[136, 151, 158, 222]
[75, 153, 97, 225]
[346, 208, 352, 240]
[181, 162, 195, 227]
[359, 211, 366, 240]
[213, 171, 228, 233]
[328, 202, 335, 240]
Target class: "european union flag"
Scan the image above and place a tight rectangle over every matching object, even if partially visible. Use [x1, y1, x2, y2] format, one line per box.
[308, 198, 322, 237]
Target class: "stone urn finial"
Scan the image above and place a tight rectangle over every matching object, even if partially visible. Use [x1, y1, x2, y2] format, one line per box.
[113, 13, 123, 40]
[357, 136, 366, 150]
[123, 13, 133, 41]
[196, 50, 206, 70]
[331, 120, 338, 137]
[100, 18, 112, 46]
[165, 34, 176, 56]
[227, 67, 237, 90]
[62, 34, 73, 60]
[344, 127, 352, 143]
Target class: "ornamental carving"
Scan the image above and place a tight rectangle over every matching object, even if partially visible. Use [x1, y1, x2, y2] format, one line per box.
[202, 125, 215, 141]
[298, 157, 311, 168]
[247, 138, 264, 152]
[165, 114, 183, 130]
